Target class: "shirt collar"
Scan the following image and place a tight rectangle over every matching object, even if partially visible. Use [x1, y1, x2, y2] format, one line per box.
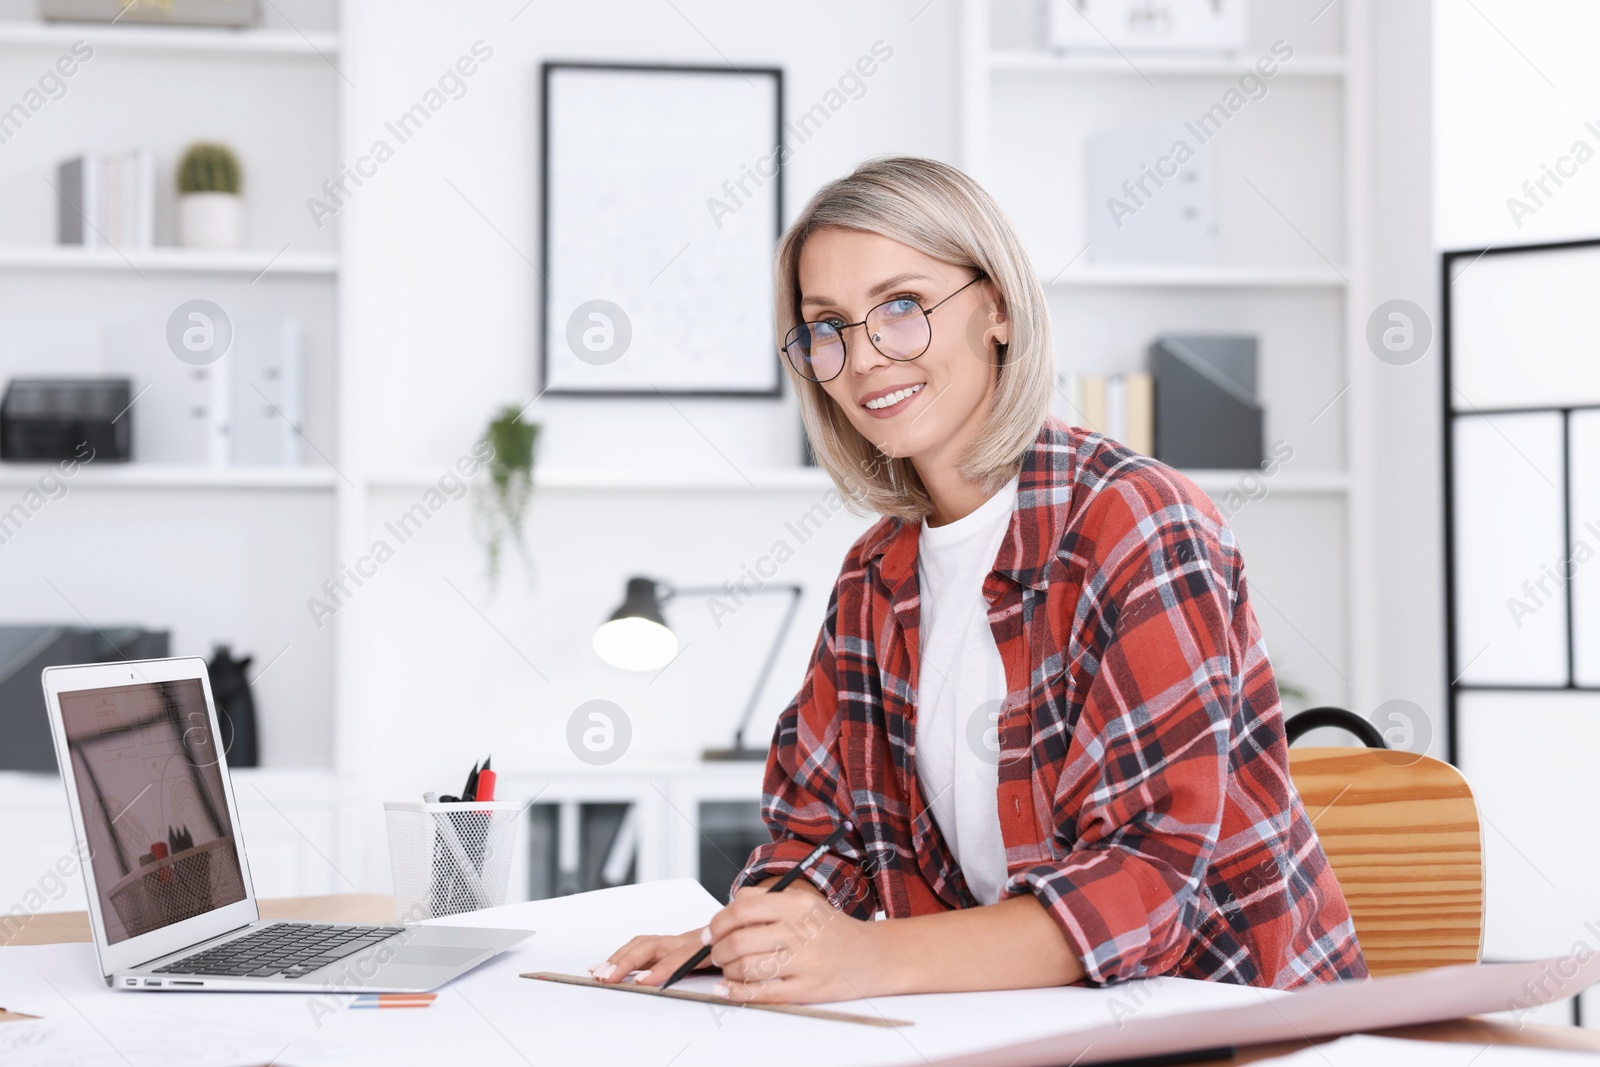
[861, 416, 1080, 596]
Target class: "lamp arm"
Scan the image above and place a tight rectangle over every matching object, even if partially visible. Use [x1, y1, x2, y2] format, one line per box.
[656, 582, 805, 754]
[730, 583, 804, 751]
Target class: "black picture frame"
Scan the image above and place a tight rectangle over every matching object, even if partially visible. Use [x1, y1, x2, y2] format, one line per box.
[539, 61, 785, 398]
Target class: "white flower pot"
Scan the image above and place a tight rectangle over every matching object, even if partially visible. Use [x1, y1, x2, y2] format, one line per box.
[177, 192, 244, 249]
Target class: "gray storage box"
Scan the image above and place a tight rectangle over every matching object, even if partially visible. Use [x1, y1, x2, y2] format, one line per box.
[40, 0, 258, 26]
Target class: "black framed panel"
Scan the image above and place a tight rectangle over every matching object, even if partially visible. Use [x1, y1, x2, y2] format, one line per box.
[1573, 410, 1600, 687]
[539, 61, 785, 398]
[1442, 237, 1600, 766]
[1442, 239, 1600, 1029]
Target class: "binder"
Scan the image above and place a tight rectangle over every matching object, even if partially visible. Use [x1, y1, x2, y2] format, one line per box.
[227, 319, 304, 467]
[1148, 333, 1264, 469]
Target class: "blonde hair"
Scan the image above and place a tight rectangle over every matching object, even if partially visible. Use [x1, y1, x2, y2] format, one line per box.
[775, 156, 1053, 522]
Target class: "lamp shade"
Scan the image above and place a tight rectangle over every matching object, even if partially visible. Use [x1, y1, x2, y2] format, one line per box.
[593, 576, 679, 671]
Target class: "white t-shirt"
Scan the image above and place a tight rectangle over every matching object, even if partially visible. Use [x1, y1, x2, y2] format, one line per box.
[913, 473, 1020, 905]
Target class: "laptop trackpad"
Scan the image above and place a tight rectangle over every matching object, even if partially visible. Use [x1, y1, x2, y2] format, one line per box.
[389, 945, 483, 967]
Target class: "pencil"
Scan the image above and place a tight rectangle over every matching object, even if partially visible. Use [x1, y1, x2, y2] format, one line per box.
[658, 819, 854, 991]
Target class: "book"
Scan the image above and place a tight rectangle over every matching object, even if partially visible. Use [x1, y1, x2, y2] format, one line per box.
[1122, 372, 1154, 455]
[56, 155, 102, 246]
[1104, 374, 1127, 443]
[55, 150, 156, 248]
[1060, 371, 1155, 457]
[1080, 374, 1107, 435]
[1051, 367, 1081, 428]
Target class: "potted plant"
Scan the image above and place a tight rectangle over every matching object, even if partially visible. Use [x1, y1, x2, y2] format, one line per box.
[177, 142, 243, 249]
[473, 405, 539, 590]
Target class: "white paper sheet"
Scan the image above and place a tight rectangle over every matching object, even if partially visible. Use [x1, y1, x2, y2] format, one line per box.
[0, 1011, 349, 1067]
[1256, 1034, 1600, 1065]
[919, 952, 1600, 1066]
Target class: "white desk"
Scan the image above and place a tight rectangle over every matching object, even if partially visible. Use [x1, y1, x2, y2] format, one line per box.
[6, 882, 1600, 1066]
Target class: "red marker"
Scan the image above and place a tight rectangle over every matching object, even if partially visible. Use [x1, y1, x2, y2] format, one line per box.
[473, 757, 496, 801]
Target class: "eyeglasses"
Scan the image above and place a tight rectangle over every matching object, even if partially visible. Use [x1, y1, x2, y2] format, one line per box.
[780, 274, 985, 384]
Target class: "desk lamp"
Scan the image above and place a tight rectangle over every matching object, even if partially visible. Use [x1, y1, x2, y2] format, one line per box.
[593, 576, 802, 761]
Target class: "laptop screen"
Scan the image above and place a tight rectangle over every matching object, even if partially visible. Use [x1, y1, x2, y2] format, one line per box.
[58, 678, 247, 945]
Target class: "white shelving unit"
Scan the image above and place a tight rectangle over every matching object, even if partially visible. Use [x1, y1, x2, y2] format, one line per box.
[362, 464, 1350, 497]
[0, 21, 338, 56]
[0, 768, 341, 930]
[958, 0, 1376, 715]
[986, 49, 1348, 77]
[0, 465, 339, 490]
[0, 246, 338, 275]
[1045, 264, 1347, 288]
[0, 5, 348, 900]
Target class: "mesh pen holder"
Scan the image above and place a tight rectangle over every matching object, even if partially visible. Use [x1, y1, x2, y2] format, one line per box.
[384, 800, 523, 922]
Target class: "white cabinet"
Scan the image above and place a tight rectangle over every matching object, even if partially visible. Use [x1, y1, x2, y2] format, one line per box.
[229, 769, 342, 899]
[0, 768, 341, 941]
[0, 773, 89, 931]
[497, 763, 766, 902]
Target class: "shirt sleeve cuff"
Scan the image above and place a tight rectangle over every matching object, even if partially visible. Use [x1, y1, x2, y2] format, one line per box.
[1003, 851, 1179, 986]
[732, 839, 875, 918]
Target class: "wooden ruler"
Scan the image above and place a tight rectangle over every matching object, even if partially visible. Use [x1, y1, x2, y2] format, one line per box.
[520, 971, 912, 1028]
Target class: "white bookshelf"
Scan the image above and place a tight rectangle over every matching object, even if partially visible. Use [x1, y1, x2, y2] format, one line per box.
[0, 21, 338, 56]
[0, 246, 338, 275]
[0, 1, 348, 900]
[1046, 264, 1347, 288]
[958, 0, 1377, 715]
[986, 50, 1347, 77]
[363, 465, 1351, 497]
[0, 768, 343, 916]
[0, 465, 339, 490]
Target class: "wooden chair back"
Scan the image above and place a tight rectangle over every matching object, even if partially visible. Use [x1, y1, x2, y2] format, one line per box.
[1288, 747, 1484, 976]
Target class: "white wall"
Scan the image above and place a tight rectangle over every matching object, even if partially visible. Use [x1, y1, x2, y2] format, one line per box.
[1368, 0, 1442, 749]
[332, 0, 960, 884]
[1435, 0, 1600, 249]
[342, 1, 954, 472]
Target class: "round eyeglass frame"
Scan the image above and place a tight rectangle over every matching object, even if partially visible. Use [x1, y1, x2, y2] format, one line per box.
[779, 273, 986, 384]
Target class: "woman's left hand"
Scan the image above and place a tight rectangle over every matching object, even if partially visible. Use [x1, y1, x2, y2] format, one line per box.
[638, 884, 885, 1004]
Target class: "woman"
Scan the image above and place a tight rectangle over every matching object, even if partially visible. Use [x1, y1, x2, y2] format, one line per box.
[594, 156, 1366, 1003]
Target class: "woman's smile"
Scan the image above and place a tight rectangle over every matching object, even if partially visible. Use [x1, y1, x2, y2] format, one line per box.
[859, 381, 927, 417]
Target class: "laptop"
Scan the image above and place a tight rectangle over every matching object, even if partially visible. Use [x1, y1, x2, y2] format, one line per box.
[41, 656, 531, 991]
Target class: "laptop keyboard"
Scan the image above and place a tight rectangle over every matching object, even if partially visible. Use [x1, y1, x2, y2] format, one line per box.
[151, 922, 406, 979]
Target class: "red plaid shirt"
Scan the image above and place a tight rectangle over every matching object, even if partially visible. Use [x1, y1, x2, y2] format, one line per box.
[734, 416, 1367, 988]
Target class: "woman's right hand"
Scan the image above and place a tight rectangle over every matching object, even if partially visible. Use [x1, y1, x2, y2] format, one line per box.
[590, 928, 709, 986]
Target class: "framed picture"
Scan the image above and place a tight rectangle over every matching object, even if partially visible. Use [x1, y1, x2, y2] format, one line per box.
[540, 62, 785, 397]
